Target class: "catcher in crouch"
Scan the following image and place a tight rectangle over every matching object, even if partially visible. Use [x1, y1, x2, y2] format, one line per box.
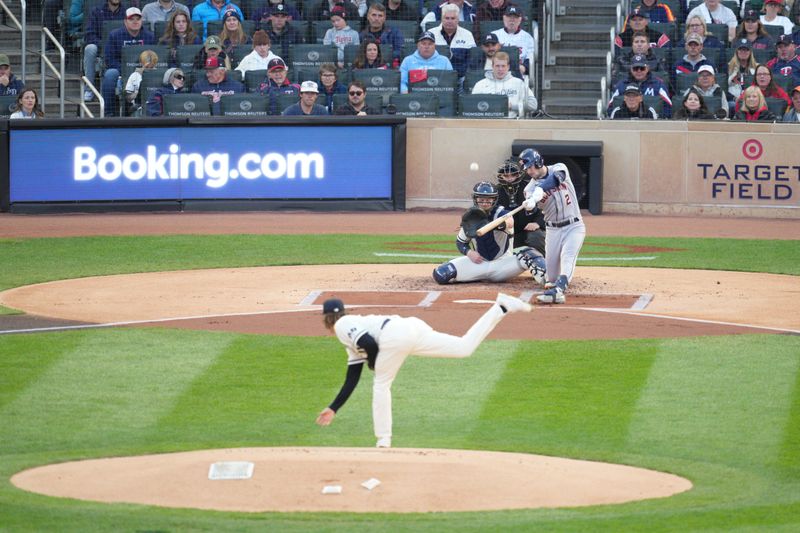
[432, 181, 546, 284]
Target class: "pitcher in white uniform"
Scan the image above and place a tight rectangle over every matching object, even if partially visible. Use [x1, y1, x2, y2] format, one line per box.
[315, 293, 532, 448]
[520, 148, 587, 304]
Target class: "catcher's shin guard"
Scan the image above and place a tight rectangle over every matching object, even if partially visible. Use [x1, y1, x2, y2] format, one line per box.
[433, 262, 458, 284]
[515, 248, 546, 285]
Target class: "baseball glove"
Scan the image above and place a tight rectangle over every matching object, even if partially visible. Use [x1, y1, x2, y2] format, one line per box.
[461, 207, 488, 239]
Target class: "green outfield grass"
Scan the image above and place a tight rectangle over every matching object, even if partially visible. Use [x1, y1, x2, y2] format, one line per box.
[0, 233, 799, 531]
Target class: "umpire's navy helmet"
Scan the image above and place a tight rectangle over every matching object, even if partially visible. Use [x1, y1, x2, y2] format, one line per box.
[519, 148, 544, 170]
[322, 298, 344, 314]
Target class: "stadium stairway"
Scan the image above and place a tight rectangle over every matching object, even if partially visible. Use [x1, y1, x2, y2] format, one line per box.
[541, 0, 619, 118]
[1, 2, 85, 118]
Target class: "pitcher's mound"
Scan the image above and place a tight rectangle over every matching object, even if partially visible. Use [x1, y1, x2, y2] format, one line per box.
[11, 447, 692, 513]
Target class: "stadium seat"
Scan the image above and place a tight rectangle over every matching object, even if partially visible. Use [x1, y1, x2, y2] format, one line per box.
[288, 44, 338, 70]
[274, 92, 300, 115]
[0, 95, 16, 117]
[458, 94, 509, 118]
[765, 97, 788, 119]
[408, 69, 458, 116]
[351, 69, 401, 105]
[176, 44, 203, 70]
[389, 93, 440, 117]
[220, 94, 270, 117]
[463, 70, 487, 93]
[121, 45, 170, 81]
[163, 93, 212, 117]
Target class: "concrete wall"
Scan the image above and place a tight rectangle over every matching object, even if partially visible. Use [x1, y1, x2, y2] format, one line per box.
[405, 119, 800, 218]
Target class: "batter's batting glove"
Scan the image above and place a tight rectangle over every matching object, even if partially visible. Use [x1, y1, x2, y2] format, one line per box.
[523, 187, 544, 209]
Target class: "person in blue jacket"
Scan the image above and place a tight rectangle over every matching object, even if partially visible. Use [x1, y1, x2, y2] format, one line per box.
[191, 0, 244, 39]
[399, 31, 454, 93]
[102, 7, 156, 116]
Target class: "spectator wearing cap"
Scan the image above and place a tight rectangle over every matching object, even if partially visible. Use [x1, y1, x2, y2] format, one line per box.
[102, 8, 157, 117]
[360, 3, 406, 67]
[335, 79, 381, 115]
[219, 9, 252, 68]
[734, 9, 776, 50]
[193, 35, 232, 71]
[399, 31, 454, 93]
[282, 80, 330, 115]
[781, 84, 800, 122]
[615, 7, 670, 49]
[252, 0, 302, 25]
[767, 35, 800, 87]
[257, 57, 301, 114]
[733, 84, 778, 121]
[309, 0, 362, 21]
[673, 87, 716, 120]
[145, 67, 187, 116]
[609, 84, 659, 119]
[318, 63, 348, 112]
[0, 54, 25, 96]
[677, 15, 724, 50]
[673, 33, 713, 89]
[471, 51, 536, 118]
[631, 0, 675, 24]
[420, 0, 476, 33]
[727, 39, 758, 107]
[259, 4, 305, 60]
[609, 54, 672, 117]
[430, 4, 476, 79]
[467, 32, 522, 79]
[492, 5, 536, 76]
[761, 0, 794, 35]
[81, 0, 126, 102]
[686, 64, 729, 117]
[141, 1, 190, 30]
[192, 0, 244, 39]
[612, 31, 669, 85]
[236, 30, 282, 80]
[192, 55, 245, 114]
[324, 6, 360, 68]
[685, 0, 737, 43]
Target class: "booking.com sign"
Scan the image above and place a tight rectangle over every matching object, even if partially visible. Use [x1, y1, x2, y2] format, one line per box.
[10, 125, 393, 202]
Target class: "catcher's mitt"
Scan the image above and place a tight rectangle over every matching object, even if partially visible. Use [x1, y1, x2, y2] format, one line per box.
[461, 207, 488, 239]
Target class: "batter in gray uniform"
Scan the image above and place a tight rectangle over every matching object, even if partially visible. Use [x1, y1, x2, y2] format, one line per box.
[519, 148, 586, 304]
[315, 293, 532, 448]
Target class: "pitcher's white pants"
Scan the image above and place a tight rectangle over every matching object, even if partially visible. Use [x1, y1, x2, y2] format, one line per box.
[371, 303, 506, 439]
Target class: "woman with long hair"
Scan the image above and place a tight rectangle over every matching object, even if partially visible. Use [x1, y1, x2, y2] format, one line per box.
[352, 39, 389, 70]
[727, 39, 758, 104]
[736, 63, 791, 112]
[734, 11, 775, 50]
[677, 16, 724, 49]
[219, 10, 251, 68]
[10, 87, 44, 119]
[673, 87, 714, 119]
[159, 10, 201, 67]
[734, 85, 778, 121]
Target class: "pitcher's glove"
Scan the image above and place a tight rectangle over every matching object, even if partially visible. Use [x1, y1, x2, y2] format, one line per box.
[461, 207, 489, 239]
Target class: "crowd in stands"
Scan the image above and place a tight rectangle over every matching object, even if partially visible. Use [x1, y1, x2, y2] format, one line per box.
[608, 0, 800, 122]
[8, 0, 800, 122]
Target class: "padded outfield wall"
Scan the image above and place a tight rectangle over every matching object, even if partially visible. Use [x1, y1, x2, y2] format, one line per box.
[405, 119, 800, 219]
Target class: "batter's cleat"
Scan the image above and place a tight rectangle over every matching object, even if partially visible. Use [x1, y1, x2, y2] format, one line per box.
[376, 437, 392, 448]
[544, 281, 556, 290]
[537, 287, 565, 304]
[496, 293, 533, 313]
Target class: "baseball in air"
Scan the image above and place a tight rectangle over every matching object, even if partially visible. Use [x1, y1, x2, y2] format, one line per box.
[470, 162, 479, 172]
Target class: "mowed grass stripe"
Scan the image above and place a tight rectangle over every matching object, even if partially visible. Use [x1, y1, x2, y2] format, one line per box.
[0, 329, 231, 455]
[778, 360, 800, 479]
[626, 335, 800, 472]
[474, 339, 657, 456]
[0, 332, 86, 410]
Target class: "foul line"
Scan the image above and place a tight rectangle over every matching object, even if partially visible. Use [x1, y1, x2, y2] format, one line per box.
[373, 252, 656, 261]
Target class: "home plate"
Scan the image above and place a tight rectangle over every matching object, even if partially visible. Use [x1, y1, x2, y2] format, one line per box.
[453, 299, 495, 304]
[208, 461, 254, 480]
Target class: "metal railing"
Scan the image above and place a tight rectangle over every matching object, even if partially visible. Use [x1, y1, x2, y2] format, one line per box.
[0, 0, 26, 82]
[79, 76, 103, 118]
[39, 26, 64, 117]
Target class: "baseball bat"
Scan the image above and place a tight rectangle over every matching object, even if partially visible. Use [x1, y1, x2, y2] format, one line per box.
[475, 205, 525, 237]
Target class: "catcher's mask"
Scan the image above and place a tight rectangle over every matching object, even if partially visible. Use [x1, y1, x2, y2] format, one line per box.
[472, 181, 498, 212]
[497, 158, 523, 184]
[519, 148, 544, 170]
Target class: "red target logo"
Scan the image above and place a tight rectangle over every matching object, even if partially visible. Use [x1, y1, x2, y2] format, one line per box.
[742, 139, 763, 160]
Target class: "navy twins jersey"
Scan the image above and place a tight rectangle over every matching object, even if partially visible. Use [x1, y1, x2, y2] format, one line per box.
[457, 205, 513, 261]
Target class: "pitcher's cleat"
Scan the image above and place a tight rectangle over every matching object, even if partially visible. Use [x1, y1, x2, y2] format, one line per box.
[496, 293, 533, 313]
[376, 437, 392, 448]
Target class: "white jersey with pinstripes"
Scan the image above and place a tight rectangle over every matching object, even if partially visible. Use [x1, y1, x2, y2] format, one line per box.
[526, 162, 582, 224]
